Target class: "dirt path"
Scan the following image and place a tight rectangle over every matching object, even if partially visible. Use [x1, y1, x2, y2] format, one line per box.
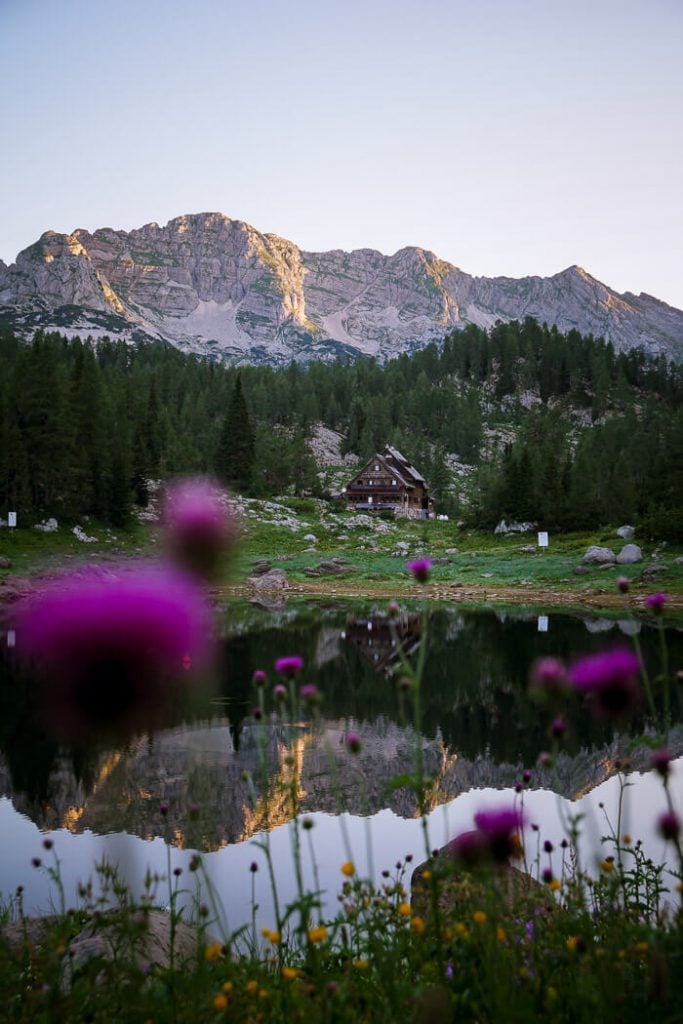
[217, 579, 683, 612]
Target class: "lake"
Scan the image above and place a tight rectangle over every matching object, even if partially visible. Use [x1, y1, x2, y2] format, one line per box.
[2, 601, 682, 933]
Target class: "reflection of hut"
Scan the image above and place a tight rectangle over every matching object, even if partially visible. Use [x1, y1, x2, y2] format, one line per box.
[344, 613, 421, 673]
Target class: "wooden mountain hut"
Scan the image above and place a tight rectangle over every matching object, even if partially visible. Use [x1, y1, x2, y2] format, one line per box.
[343, 446, 434, 519]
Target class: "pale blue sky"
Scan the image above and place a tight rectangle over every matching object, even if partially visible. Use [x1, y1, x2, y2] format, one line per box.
[1, 0, 682, 307]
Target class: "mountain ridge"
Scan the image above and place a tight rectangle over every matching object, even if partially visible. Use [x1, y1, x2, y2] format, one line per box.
[1, 211, 682, 364]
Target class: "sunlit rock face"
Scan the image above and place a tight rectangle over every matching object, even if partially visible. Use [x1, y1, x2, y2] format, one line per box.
[1, 213, 682, 363]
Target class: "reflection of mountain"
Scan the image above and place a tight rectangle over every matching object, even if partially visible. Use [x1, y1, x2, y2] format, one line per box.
[344, 613, 421, 673]
[3, 717, 682, 851]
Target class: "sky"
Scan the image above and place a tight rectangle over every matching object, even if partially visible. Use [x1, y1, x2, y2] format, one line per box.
[1, 0, 682, 308]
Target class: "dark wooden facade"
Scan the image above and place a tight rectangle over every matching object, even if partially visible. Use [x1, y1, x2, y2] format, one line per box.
[343, 446, 434, 519]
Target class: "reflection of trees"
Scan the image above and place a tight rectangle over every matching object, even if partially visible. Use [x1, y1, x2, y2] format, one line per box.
[2, 607, 682, 845]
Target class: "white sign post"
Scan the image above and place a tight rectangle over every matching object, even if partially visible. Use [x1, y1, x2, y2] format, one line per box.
[537, 615, 549, 633]
[8, 512, 16, 529]
[537, 531, 548, 549]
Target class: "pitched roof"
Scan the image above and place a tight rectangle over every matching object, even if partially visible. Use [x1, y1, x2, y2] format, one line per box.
[382, 446, 426, 484]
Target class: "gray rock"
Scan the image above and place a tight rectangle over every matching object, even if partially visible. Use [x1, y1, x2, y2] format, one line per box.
[582, 546, 616, 565]
[0, 556, 11, 569]
[250, 569, 289, 593]
[573, 565, 589, 575]
[445, 547, 459, 555]
[303, 534, 317, 543]
[584, 617, 615, 634]
[616, 525, 635, 540]
[34, 517, 58, 533]
[618, 619, 641, 637]
[616, 543, 642, 564]
[494, 519, 535, 535]
[674, 556, 683, 566]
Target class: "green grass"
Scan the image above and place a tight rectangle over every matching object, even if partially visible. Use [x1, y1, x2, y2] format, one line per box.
[3, 503, 682, 607]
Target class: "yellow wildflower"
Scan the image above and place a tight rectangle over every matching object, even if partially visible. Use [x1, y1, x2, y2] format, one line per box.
[245, 980, 259, 994]
[546, 987, 558, 1005]
[308, 925, 327, 944]
[204, 942, 223, 961]
[548, 878, 561, 892]
[398, 902, 411, 917]
[496, 926, 507, 943]
[600, 859, 614, 873]
[622, 834, 632, 846]
[353, 958, 369, 970]
[634, 941, 649, 955]
[472, 911, 487, 925]
[281, 966, 299, 981]
[341, 861, 355, 877]
[421, 870, 432, 881]
[411, 916, 426, 934]
[259, 989, 269, 1000]
[455, 922, 469, 938]
[566, 936, 579, 953]
[222, 982, 233, 994]
[213, 994, 228, 1011]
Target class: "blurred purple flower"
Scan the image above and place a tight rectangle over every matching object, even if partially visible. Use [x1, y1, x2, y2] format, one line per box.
[14, 566, 213, 740]
[569, 648, 641, 719]
[252, 669, 267, 685]
[274, 656, 304, 677]
[346, 731, 362, 754]
[162, 477, 235, 580]
[651, 749, 673, 778]
[407, 558, 432, 583]
[645, 593, 668, 615]
[529, 657, 568, 700]
[658, 811, 680, 842]
[299, 683, 319, 703]
[455, 806, 527, 864]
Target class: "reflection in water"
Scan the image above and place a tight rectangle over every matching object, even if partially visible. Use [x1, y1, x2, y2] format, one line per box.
[3, 761, 683, 928]
[344, 612, 421, 673]
[1, 603, 682, 893]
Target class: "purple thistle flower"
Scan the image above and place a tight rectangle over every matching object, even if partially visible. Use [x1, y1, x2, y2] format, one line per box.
[14, 566, 213, 740]
[550, 716, 567, 739]
[407, 558, 432, 583]
[569, 647, 641, 719]
[651, 749, 673, 778]
[299, 683, 319, 703]
[159, 801, 169, 816]
[645, 592, 668, 615]
[346, 731, 362, 754]
[252, 706, 262, 720]
[529, 657, 568, 700]
[471, 806, 526, 863]
[522, 769, 532, 784]
[658, 811, 680, 842]
[162, 477, 235, 580]
[617, 576, 630, 594]
[274, 655, 304, 678]
[273, 684, 287, 700]
[252, 669, 267, 685]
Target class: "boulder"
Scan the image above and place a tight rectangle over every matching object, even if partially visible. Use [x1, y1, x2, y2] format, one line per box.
[250, 569, 289, 593]
[249, 559, 273, 577]
[494, 520, 535, 535]
[616, 525, 635, 540]
[616, 543, 642, 565]
[582, 546, 616, 565]
[34, 517, 58, 533]
[445, 547, 459, 555]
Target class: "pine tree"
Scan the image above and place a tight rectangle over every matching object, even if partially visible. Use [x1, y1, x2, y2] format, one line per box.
[215, 373, 255, 492]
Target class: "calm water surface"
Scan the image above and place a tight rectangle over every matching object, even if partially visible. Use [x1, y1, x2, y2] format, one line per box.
[1, 601, 682, 927]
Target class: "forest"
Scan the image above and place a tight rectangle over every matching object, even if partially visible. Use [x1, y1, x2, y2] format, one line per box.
[0, 317, 681, 536]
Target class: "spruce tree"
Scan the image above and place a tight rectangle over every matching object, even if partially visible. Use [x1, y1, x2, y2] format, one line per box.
[215, 373, 255, 492]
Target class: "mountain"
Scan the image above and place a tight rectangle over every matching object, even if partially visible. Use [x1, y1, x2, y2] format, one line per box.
[1, 212, 682, 364]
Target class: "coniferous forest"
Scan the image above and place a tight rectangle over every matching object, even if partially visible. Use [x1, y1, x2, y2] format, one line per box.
[0, 317, 681, 537]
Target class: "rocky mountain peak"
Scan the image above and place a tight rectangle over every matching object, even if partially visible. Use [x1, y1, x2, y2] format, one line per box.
[1, 212, 681, 364]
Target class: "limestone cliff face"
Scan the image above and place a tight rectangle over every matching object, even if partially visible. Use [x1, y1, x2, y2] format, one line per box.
[1, 212, 682, 363]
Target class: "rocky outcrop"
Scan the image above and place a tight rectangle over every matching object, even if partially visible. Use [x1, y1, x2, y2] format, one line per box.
[2, 213, 682, 364]
[582, 546, 616, 565]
